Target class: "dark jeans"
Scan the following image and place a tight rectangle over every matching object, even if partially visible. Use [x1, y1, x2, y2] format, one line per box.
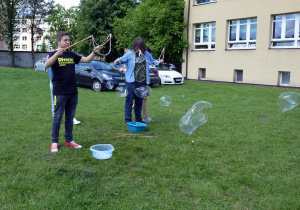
[51, 94, 78, 143]
[125, 82, 145, 123]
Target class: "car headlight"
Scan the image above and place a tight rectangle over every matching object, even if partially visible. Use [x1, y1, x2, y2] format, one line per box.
[102, 74, 113, 80]
[161, 75, 171, 78]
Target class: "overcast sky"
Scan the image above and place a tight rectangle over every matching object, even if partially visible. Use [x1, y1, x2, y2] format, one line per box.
[55, 0, 80, 9]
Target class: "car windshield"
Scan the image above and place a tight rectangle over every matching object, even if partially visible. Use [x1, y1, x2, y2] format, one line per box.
[91, 61, 121, 74]
[157, 65, 171, 70]
[91, 61, 115, 70]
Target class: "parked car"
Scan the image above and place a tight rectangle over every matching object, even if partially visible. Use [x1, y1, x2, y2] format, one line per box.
[149, 66, 161, 86]
[111, 62, 160, 86]
[34, 58, 48, 73]
[75, 60, 125, 91]
[163, 63, 177, 71]
[155, 65, 184, 85]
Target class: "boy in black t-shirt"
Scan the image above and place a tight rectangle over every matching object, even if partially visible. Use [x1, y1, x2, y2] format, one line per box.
[45, 31, 100, 153]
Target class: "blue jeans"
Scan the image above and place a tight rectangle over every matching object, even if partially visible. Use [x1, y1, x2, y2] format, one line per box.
[51, 94, 78, 143]
[125, 82, 144, 123]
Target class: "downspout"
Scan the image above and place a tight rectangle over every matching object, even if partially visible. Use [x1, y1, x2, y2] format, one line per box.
[185, 0, 191, 79]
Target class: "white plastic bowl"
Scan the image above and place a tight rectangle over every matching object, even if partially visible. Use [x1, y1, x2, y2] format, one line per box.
[90, 144, 114, 160]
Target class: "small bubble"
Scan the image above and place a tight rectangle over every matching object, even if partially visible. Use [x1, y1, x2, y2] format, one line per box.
[160, 95, 172, 106]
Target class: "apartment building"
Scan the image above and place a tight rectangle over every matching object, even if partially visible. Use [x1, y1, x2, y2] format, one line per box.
[0, 39, 8, 50]
[13, 19, 52, 52]
[182, 0, 300, 87]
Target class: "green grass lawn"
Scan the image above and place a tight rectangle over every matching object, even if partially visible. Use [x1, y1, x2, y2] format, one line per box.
[0, 67, 299, 209]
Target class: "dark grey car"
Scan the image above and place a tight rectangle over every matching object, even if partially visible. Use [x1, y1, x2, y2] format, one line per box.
[75, 60, 125, 91]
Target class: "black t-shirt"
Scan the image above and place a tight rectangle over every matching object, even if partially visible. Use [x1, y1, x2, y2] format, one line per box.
[48, 51, 82, 95]
[134, 54, 146, 84]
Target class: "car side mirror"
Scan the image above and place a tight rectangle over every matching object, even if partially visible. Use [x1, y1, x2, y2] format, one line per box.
[84, 67, 92, 72]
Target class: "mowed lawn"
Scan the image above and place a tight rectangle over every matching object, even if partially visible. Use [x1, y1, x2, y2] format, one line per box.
[0, 67, 299, 209]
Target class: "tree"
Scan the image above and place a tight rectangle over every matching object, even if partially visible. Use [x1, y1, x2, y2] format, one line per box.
[113, 0, 188, 62]
[44, 5, 78, 50]
[75, 0, 137, 61]
[19, 0, 54, 64]
[0, 0, 22, 66]
[40, 38, 46, 51]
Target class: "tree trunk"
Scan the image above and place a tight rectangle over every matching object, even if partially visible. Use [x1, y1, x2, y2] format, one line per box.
[11, 51, 15, 67]
[31, 26, 35, 67]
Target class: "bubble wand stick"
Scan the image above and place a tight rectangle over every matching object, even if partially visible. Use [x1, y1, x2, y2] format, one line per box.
[64, 35, 93, 50]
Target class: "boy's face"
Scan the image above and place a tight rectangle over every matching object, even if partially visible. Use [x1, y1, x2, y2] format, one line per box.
[57, 35, 70, 48]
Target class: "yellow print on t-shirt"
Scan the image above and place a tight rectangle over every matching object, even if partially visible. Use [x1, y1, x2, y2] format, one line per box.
[58, 58, 74, 67]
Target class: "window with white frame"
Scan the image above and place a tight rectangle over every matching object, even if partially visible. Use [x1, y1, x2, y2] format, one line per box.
[279, 71, 290, 86]
[22, 20, 27, 24]
[271, 13, 300, 48]
[194, 22, 216, 50]
[228, 18, 257, 49]
[22, 28, 27, 32]
[14, 45, 20, 49]
[14, 36, 20, 40]
[195, 0, 217, 5]
[37, 45, 41, 50]
[22, 36, 27, 41]
[22, 44, 27, 50]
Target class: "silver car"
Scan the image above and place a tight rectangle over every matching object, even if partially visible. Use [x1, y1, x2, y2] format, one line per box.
[34, 58, 48, 73]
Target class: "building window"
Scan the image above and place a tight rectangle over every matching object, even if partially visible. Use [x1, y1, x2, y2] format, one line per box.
[234, 70, 243, 83]
[14, 36, 20, 41]
[228, 18, 257, 49]
[36, 45, 41, 50]
[14, 45, 20, 49]
[195, 0, 217, 5]
[194, 22, 216, 50]
[279, 72, 290, 86]
[15, 28, 21, 32]
[22, 36, 27, 41]
[36, 20, 41, 24]
[22, 20, 27, 24]
[22, 45, 27, 50]
[271, 13, 300, 48]
[199, 68, 206, 80]
[22, 28, 27, 32]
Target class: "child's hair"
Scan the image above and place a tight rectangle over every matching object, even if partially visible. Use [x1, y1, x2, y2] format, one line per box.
[56, 31, 71, 42]
[132, 37, 147, 54]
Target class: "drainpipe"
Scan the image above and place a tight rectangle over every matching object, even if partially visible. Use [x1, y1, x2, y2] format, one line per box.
[185, 0, 191, 79]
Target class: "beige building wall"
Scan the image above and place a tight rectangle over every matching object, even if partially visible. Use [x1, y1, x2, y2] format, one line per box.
[183, 0, 300, 87]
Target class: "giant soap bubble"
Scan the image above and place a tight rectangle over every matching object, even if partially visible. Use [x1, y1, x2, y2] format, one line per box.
[278, 92, 300, 112]
[134, 85, 152, 98]
[179, 101, 212, 135]
[160, 95, 172, 106]
[115, 86, 128, 97]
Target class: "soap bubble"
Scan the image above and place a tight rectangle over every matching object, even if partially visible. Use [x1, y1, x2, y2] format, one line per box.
[160, 95, 172, 106]
[115, 86, 128, 97]
[278, 92, 300, 112]
[179, 101, 212, 135]
[134, 85, 151, 98]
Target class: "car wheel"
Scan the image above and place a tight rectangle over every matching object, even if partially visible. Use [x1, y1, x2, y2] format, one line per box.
[91, 79, 102, 91]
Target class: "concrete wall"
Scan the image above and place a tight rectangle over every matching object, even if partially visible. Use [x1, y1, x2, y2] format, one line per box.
[183, 0, 300, 87]
[0, 51, 48, 68]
